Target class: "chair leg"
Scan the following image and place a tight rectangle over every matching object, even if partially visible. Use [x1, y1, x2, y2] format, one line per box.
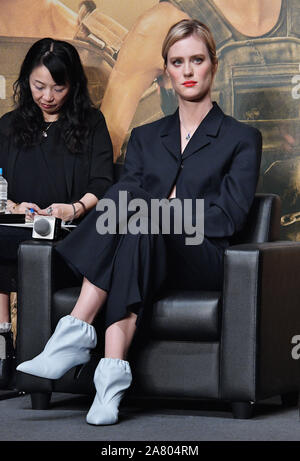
[281, 391, 299, 407]
[232, 401, 254, 419]
[30, 392, 52, 410]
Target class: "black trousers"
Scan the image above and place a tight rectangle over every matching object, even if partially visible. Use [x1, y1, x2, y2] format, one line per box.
[56, 183, 225, 329]
[0, 226, 33, 292]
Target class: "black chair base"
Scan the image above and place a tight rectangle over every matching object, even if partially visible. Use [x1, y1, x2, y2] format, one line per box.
[30, 392, 51, 410]
[232, 402, 254, 419]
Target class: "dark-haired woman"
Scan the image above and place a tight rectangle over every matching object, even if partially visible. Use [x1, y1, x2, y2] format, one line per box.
[0, 37, 114, 388]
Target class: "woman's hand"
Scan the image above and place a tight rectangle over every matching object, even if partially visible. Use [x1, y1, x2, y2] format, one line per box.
[7, 201, 41, 215]
[39, 203, 82, 222]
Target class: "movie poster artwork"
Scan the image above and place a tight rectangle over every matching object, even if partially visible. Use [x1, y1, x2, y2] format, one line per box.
[1, 0, 300, 239]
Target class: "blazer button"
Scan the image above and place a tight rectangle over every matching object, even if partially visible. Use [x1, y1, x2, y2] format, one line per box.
[180, 164, 184, 169]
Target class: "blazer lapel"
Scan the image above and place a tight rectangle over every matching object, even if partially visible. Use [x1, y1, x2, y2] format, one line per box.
[182, 130, 211, 160]
[182, 102, 225, 160]
[160, 109, 182, 161]
[159, 102, 225, 161]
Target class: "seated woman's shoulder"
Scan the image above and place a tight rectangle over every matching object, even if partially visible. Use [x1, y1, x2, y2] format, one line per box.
[0, 110, 16, 136]
[223, 113, 262, 141]
[85, 107, 106, 127]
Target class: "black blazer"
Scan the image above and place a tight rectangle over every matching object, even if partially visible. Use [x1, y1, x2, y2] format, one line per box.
[0, 108, 113, 203]
[119, 102, 262, 239]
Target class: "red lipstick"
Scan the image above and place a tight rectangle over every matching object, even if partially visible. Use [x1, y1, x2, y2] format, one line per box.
[183, 81, 197, 87]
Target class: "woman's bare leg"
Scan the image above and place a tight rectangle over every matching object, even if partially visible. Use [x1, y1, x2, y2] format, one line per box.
[105, 313, 137, 360]
[71, 276, 137, 359]
[0, 292, 10, 324]
[70, 277, 108, 325]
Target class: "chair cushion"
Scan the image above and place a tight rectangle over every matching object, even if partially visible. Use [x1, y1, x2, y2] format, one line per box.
[52, 287, 82, 327]
[150, 290, 221, 341]
[53, 288, 221, 342]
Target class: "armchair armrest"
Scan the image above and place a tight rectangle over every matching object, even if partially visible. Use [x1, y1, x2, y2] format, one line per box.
[16, 240, 78, 392]
[220, 241, 300, 402]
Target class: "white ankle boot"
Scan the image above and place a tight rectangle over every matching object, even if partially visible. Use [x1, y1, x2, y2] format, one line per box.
[16, 315, 97, 379]
[86, 358, 132, 425]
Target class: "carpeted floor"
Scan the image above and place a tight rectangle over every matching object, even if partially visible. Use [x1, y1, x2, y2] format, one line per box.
[0, 392, 299, 441]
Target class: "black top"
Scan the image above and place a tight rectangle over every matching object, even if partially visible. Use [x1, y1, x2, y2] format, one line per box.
[0, 108, 114, 210]
[13, 121, 68, 208]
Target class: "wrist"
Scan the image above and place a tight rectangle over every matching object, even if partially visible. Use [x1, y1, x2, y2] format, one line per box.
[74, 202, 82, 217]
[7, 200, 18, 213]
[74, 201, 87, 217]
[68, 203, 81, 221]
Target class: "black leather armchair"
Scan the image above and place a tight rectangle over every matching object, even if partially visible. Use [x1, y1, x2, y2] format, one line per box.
[16, 176, 300, 418]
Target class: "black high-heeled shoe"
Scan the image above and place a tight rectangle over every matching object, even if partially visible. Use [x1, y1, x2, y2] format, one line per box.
[0, 331, 15, 389]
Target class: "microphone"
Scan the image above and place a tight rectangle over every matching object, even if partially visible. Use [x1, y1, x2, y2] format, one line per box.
[34, 218, 51, 236]
[32, 216, 62, 240]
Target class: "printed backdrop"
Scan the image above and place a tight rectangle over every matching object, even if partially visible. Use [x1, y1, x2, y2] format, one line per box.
[1, 0, 300, 240]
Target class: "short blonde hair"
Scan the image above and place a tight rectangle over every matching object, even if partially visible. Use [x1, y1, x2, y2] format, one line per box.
[162, 19, 218, 70]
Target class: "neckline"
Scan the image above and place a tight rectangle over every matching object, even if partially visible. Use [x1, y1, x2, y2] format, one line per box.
[42, 120, 58, 124]
[210, 0, 284, 40]
[179, 101, 220, 154]
[179, 102, 214, 137]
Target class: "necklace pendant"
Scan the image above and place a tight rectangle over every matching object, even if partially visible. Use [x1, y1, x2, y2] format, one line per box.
[185, 133, 191, 141]
[42, 121, 54, 138]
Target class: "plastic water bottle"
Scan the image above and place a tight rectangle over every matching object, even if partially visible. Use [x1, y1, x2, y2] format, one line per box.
[0, 168, 8, 214]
